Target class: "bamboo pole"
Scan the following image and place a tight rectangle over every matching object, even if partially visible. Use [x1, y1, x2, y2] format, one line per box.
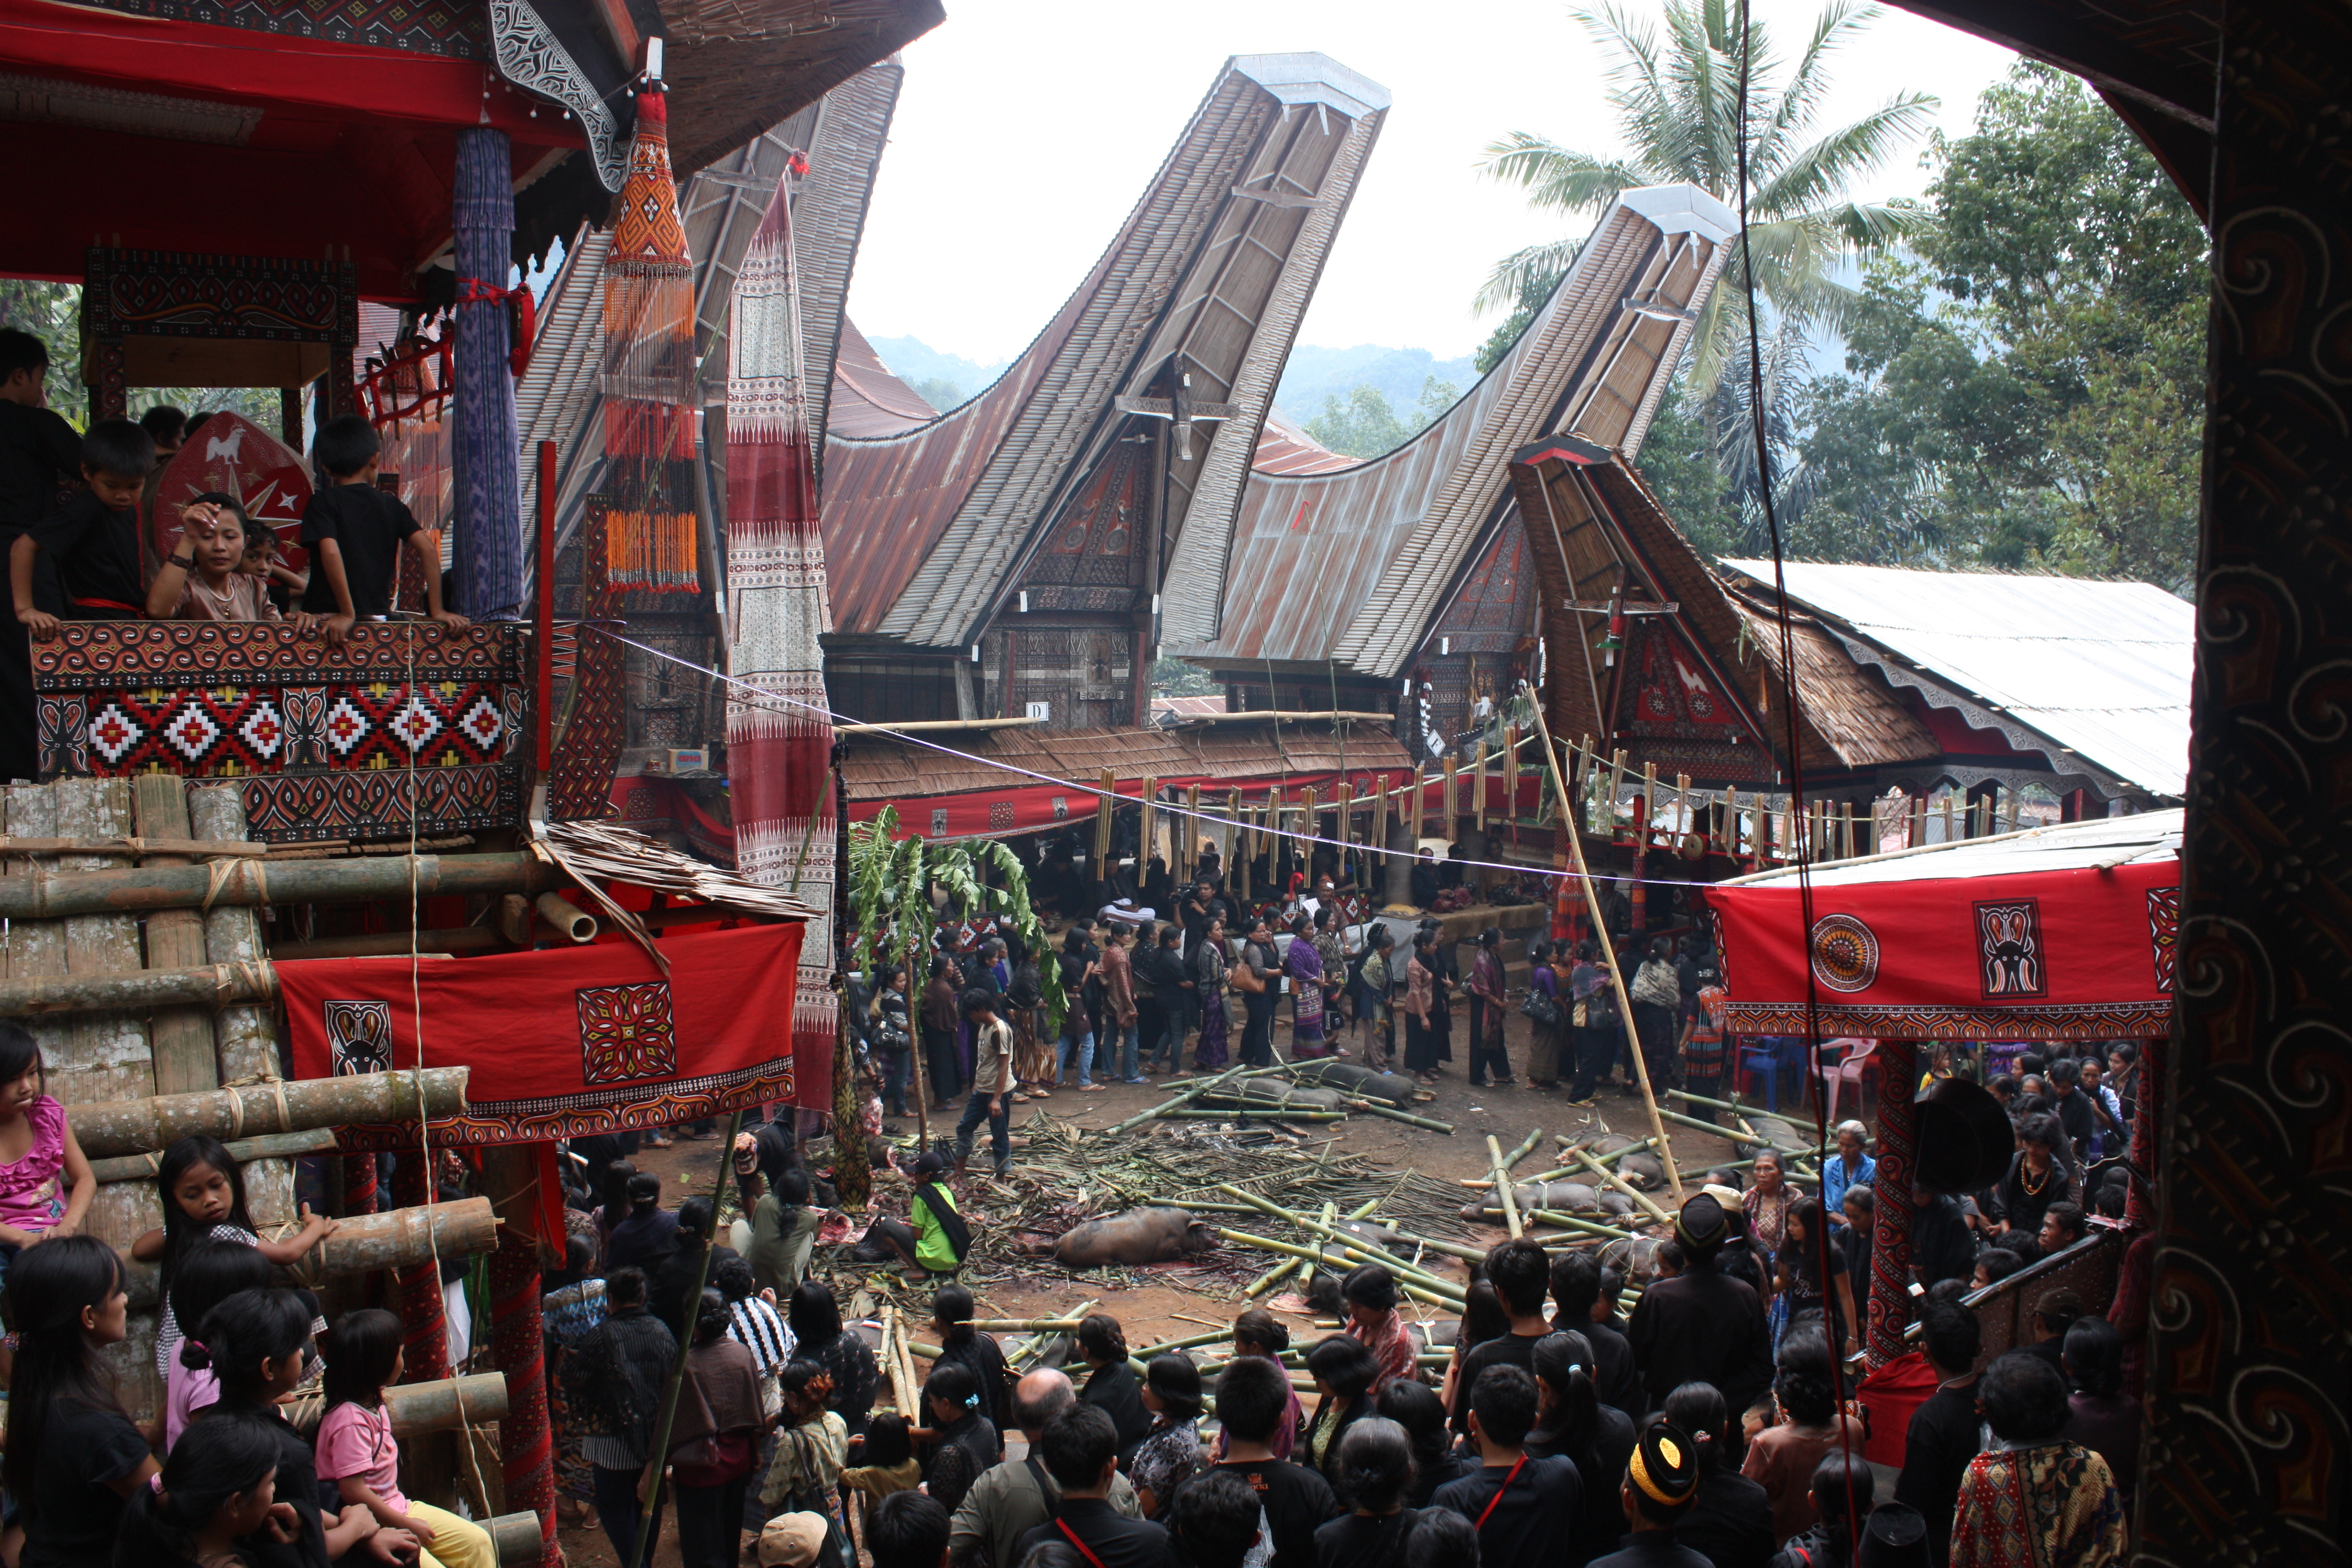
[1526, 1208, 1639, 1241]
[1101, 1063, 1250, 1137]
[1212, 1187, 1464, 1298]
[1488, 1135, 1524, 1238]
[1140, 779, 1157, 881]
[489, 1511, 548, 1564]
[282, 1371, 509, 1438]
[1096, 769, 1116, 885]
[1520, 688, 1685, 1203]
[1567, 1146, 1673, 1226]
[1553, 1133, 1660, 1167]
[1184, 787, 1202, 880]
[1160, 1108, 1347, 1123]
[1296, 1201, 1336, 1288]
[1497, 1128, 1544, 1172]
[967, 1317, 1087, 1333]
[1215, 1229, 1464, 1306]
[123, 1196, 500, 1308]
[0, 851, 560, 922]
[1349, 1101, 1455, 1134]
[73, 1067, 470, 1158]
[1471, 744, 1488, 833]
[134, 775, 215, 1098]
[91, 1126, 339, 1184]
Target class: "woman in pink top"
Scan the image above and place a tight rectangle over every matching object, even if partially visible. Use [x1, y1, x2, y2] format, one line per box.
[0, 1025, 95, 1276]
[161, 1239, 274, 1448]
[318, 1309, 497, 1568]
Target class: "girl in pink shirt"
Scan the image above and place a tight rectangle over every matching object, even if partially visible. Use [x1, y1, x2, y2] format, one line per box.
[0, 1024, 95, 1277]
[317, 1309, 496, 1568]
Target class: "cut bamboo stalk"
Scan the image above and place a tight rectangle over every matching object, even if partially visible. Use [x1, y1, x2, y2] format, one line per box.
[0, 835, 347, 858]
[1498, 1128, 1544, 1172]
[0, 850, 561, 922]
[1102, 1063, 1249, 1137]
[1349, 1101, 1455, 1134]
[1487, 1135, 1524, 1239]
[1567, 1147, 1673, 1226]
[73, 1068, 471, 1158]
[1160, 1108, 1347, 1122]
[533, 891, 598, 943]
[1005, 1299, 1095, 1373]
[1553, 1133, 1660, 1168]
[488, 1512, 546, 1564]
[57, 778, 153, 1108]
[188, 785, 280, 1091]
[1652, 1104, 1810, 1152]
[1526, 1208, 1638, 1241]
[91, 1126, 339, 1184]
[1296, 1201, 1336, 1287]
[967, 1317, 1087, 1333]
[0, 957, 276, 1019]
[1215, 1229, 1464, 1305]
[1212, 1187, 1464, 1297]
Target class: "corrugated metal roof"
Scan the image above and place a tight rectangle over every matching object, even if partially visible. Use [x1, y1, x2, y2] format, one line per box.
[1172, 185, 1734, 671]
[1719, 560, 2194, 798]
[1251, 408, 1355, 476]
[824, 53, 1390, 646]
[1724, 807, 2181, 887]
[827, 318, 935, 438]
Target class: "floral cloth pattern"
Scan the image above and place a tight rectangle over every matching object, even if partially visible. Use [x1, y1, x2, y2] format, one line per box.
[1950, 1439, 2126, 1568]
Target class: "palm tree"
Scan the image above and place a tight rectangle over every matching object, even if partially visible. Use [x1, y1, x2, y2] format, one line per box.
[1477, 0, 1937, 404]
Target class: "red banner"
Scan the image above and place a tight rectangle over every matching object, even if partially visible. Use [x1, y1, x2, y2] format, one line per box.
[281, 923, 804, 1148]
[1705, 860, 2177, 1041]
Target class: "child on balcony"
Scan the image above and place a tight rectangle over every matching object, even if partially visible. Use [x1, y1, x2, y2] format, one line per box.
[243, 519, 306, 616]
[298, 413, 467, 644]
[145, 494, 280, 621]
[8, 417, 154, 635]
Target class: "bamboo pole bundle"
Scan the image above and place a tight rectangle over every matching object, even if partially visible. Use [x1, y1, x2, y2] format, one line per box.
[73, 1067, 470, 1158]
[1140, 778, 1157, 876]
[0, 851, 560, 922]
[1472, 743, 1487, 832]
[1215, 1229, 1464, 1307]
[1370, 780, 1389, 885]
[1335, 783, 1354, 879]
[1102, 1063, 1249, 1137]
[1442, 755, 1458, 833]
[1184, 787, 1202, 879]
[1096, 769, 1115, 884]
[1212, 1186, 1466, 1299]
[1295, 1201, 1336, 1288]
[282, 1371, 509, 1438]
[123, 1196, 499, 1308]
[1503, 727, 1519, 827]
[91, 1126, 339, 1184]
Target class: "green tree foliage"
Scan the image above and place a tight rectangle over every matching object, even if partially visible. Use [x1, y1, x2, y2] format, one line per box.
[1151, 656, 1217, 698]
[1305, 376, 1461, 459]
[909, 375, 963, 412]
[1476, 0, 1936, 399]
[1, 280, 301, 433]
[1790, 64, 2206, 586]
[847, 807, 1066, 1037]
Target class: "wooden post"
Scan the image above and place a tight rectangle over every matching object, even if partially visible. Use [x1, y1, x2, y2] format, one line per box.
[1096, 768, 1115, 886]
[1335, 781, 1353, 888]
[56, 778, 153, 1106]
[1522, 693, 1684, 1202]
[0, 850, 562, 922]
[1370, 779, 1388, 894]
[480, 1145, 556, 1562]
[1864, 1039, 1918, 1368]
[1941, 790, 1954, 845]
[1443, 754, 1460, 837]
[1139, 778, 1157, 883]
[390, 1151, 451, 1383]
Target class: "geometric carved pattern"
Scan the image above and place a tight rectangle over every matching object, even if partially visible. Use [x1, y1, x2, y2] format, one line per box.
[30, 620, 522, 691]
[84, 247, 360, 343]
[1808, 912, 1881, 993]
[576, 982, 678, 1084]
[239, 764, 519, 843]
[1720, 1000, 2174, 1043]
[2146, 885, 2179, 993]
[66, 0, 487, 56]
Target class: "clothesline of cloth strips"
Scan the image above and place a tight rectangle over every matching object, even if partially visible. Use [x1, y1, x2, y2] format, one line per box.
[603, 629, 1696, 892]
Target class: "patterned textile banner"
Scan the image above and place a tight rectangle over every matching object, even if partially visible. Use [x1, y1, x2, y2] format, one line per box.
[1705, 860, 2177, 1041]
[281, 923, 803, 1148]
[726, 164, 837, 1108]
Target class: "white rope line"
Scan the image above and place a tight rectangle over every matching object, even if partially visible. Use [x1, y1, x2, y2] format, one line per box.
[598, 628, 1801, 894]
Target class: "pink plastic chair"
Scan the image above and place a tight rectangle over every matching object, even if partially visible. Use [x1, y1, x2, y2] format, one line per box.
[1823, 1038, 1880, 1126]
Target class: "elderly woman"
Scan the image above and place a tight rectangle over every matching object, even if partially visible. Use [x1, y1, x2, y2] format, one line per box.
[1287, 913, 1332, 1059]
[1950, 1353, 2126, 1567]
[1742, 1149, 1803, 1257]
[1192, 917, 1231, 1070]
[1821, 1120, 1877, 1226]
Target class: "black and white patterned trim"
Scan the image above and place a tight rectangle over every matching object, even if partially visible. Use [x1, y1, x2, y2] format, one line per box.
[488, 0, 627, 192]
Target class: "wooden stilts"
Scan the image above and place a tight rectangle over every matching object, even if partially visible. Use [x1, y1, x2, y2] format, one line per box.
[480, 1145, 556, 1560]
[390, 1151, 451, 1383]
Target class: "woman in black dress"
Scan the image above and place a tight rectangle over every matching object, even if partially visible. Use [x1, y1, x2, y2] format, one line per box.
[1076, 1314, 1152, 1458]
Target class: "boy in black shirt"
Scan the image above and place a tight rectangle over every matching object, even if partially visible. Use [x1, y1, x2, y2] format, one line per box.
[1452, 1240, 1560, 1435]
[10, 417, 150, 634]
[300, 413, 466, 642]
[1016, 1405, 1181, 1568]
[1431, 1365, 1582, 1568]
[1185, 1355, 1338, 1568]
[1893, 1304, 1981, 1568]
[0, 330, 88, 782]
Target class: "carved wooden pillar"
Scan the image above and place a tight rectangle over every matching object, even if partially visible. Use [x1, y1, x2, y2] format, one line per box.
[481, 1146, 558, 1565]
[389, 1149, 451, 1383]
[1863, 1038, 1915, 1369]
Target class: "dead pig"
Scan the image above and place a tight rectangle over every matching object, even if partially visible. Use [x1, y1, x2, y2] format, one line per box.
[1054, 1206, 1217, 1267]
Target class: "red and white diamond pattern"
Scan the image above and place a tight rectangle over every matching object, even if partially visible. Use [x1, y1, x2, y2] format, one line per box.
[238, 701, 286, 762]
[89, 702, 145, 766]
[389, 693, 443, 753]
[458, 694, 503, 752]
[163, 703, 224, 763]
[322, 695, 373, 758]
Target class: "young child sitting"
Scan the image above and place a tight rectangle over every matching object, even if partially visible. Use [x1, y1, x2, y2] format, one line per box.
[131, 1134, 337, 1380]
[9, 418, 154, 636]
[0, 1021, 95, 1276]
[318, 1308, 497, 1568]
[145, 494, 281, 621]
[298, 413, 466, 644]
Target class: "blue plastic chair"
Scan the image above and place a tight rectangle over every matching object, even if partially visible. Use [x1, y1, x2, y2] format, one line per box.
[1736, 1035, 1811, 1111]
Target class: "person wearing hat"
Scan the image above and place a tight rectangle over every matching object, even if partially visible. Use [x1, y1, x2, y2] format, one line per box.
[1854, 1505, 1929, 1568]
[1625, 1195, 1773, 1417]
[757, 1510, 831, 1568]
[1587, 1422, 1709, 1568]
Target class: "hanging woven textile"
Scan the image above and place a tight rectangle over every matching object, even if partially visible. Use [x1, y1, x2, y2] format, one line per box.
[602, 90, 700, 599]
[726, 154, 836, 1110]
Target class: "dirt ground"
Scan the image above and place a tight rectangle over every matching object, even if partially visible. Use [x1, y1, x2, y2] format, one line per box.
[570, 1004, 1754, 1567]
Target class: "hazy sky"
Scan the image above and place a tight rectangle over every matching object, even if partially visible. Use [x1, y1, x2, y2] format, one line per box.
[843, 0, 2021, 367]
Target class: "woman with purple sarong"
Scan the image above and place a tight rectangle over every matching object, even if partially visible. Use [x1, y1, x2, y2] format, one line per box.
[1193, 917, 1231, 1069]
[1287, 913, 1330, 1058]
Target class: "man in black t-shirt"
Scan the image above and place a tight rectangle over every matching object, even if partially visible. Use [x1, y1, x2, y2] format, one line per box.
[1451, 1240, 1556, 1434]
[1182, 1356, 1337, 1568]
[1430, 1365, 1583, 1568]
[1553, 1253, 1642, 1423]
[299, 413, 468, 640]
[1894, 1303, 1984, 1568]
[1016, 1406, 1180, 1568]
